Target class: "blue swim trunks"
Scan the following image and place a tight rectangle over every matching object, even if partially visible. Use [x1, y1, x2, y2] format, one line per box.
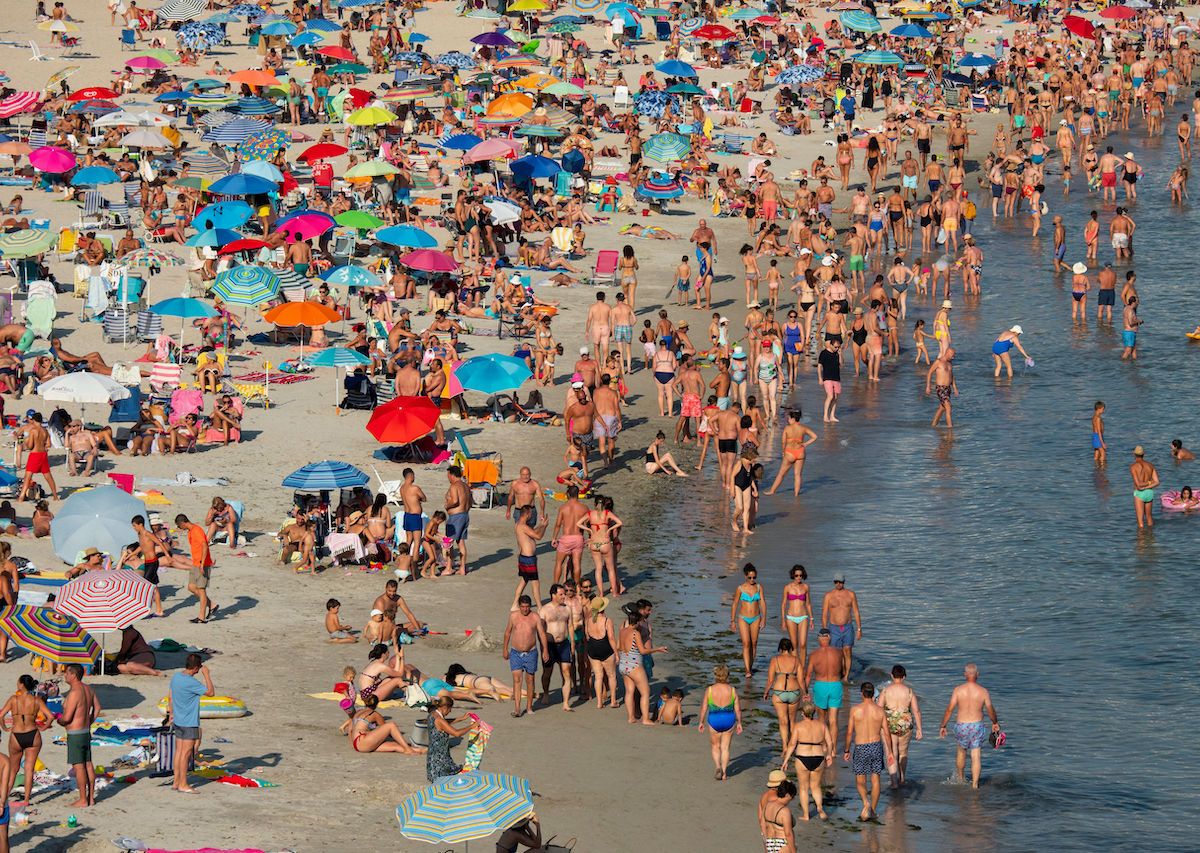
[811, 680, 842, 710]
[955, 720, 987, 750]
[402, 512, 424, 533]
[508, 648, 538, 674]
[829, 622, 855, 648]
[1092, 432, 1103, 450]
[1121, 330, 1137, 348]
[446, 512, 470, 542]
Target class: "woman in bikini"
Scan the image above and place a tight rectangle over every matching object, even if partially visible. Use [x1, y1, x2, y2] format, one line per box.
[730, 563, 766, 676]
[444, 663, 513, 701]
[759, 778, 797, 851]
[762, 638, 803, 749]
[650, 338, 677, 418]
[584, 596, 619, 709]
[578, 496, 624, 596]
[765, 409, 817, 497]
[781, 702, 834, 820]
[617, 610, 663, 726]
[357, 644, 413, 703]
[1, 674, 52, 807]
[349, 694, 426, 756]
[740, 243, 761, 307]
[618, 244, 639, 309]
[780, 565, 813, 669]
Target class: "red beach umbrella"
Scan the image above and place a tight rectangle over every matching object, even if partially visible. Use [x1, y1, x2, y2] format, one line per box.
[217, 238, 271, 255]
[297, 142, 348, 162]
[68, 87, 120, 102]
[1063, 15, 1096, 38]
[366, 396, 442, 444]
[1099, 5, 1135, 19]
[693, 24, 736, 41]
[317, 45, 357, 61]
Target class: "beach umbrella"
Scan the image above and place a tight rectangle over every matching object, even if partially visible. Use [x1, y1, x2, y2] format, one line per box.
[393, 50, 427, 64]
[692, 23, 736, 40]
[262, 301, 340, 327]
[322, 264, 382, 288]
[345, 160, 399, 178]
[194, 200, 255, 230]
[1100, 5, 1135, 19]
[274, 209, 335, 241]
[124, 247, 182, 268]
[515, 124, 563, 139]
[305, 17, 341, 31]
[125, 56, 166, 72]
[548, 21, 580, 33]
[346, 106, 398, 125]
[50, 486, 147, 565]
[644, 132, 691, 162]
[434, 51, 477, 70]
[571, 0, 603, 10]
[840, 9, 882, 32]
[228, 69, 280, 89]
[890, 23, 933, 37]
[513, 72, 559, 91]
[68, 86, 119, 102]
[775, 64, 826, 85]
[149, 297, 218, 347]
[482, 198, 521, 226]
[400, 249, 459, 273]
[39, 372, 131, 406]
[511, 154, 560, 180]
[298, 142, 347, 162]
[464, 138, 521, 163]
[471, 32, 516, 47]
[508, 0, 548, 10]
[335, 210, 384, 231]
[122, 128, 172, 148]
[261, 20, 298, 36]
[0, 229, 56, 258]
[441, 133, 482, 151]
[132, 48, 180, 62]
[397, 772, 533, 847]
[186, 228, 242, 248]
[0, 607, 98, 668]
[633, 90, 679, 118]
[851, 50, 905, 65]
[218, 238, 270, 256]
[157, 0, 207, 21]
[239, 126, 292, 161]
[328, 62, 370, 76]
[240, 160, 285, 183]
[958, 53, 997, 68]
[560, 150, 585, 174]
[487, 93, 535, 118]
[406, 32, 429, 42]
[291, 31, 324, 47]
[667, 83, 705, 97]
[637, 174, 683, 200]
[543, 81, 586, 97]
[56, 570, 155, 634]
[189, 92, 240, 111]
[317, 45, 357, 62]
[213, 265, 281, 306]
[0, 92, 41, 120]
[308, 347, 372, 406]
[71, 166, 121, 186]
[282, 460, 370, 490]
[29, 146, 75, 173]
[376, 224, 437, 249]
[367, 396, 441, 445]
[38, 20, 80, 33]
[494, 55, 542, 70]
[208, 172, 278, 196]
[655, 59, 698, 78]
[380, 86, 437, 104]
[1063, 15, 1096, 38]
[455, 354, 532, 395]
[202, 117, 271, 145]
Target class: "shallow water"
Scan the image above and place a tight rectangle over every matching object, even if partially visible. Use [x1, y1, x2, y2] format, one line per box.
[639, 129, 1200, 851]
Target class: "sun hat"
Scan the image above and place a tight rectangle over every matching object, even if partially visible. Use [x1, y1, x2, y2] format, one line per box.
[1072, 262, 1087, 274]
[369, 608, 383, 617]
[731, 346, 747, 359]
[1133, 445, 1145, 456]
[589, 596, 609, 613]
[1010, 325, 1023, 334]
[571, 380, 584, 389]
[941, 299, 952, 309]
[821, 256, 834, 267]
[82, 547, 101, 558]
[853, 307, 863, 315]
[579, 346, 589, 355]
[767, 770, 788, 786]
[1124, 151, 1135, 159]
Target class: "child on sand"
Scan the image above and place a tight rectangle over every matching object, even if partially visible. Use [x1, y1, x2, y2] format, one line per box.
[420, 511, 448, 579]
[326, 599, 357, 643]
[338, 666, 358, 735]
[658, 688, 684, 725]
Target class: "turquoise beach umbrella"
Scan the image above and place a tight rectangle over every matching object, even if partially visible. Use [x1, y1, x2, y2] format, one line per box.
[212, 265, 281, 306]
[454, 353, 533, 394]
[397, 772, 533, 846]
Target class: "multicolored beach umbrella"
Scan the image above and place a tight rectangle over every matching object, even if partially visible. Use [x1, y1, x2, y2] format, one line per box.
[397, 772, 533, 845]
[643, 132, 691, 162]
[56, 570, 155, 633]
[840, 9, 882, 31]
[213, 265, 281, 306]
[0, 606, 98, 666]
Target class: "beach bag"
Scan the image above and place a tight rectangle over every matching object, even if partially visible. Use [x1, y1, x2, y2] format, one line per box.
[403, 683, 430, 708]
[152, 726, 196, 777]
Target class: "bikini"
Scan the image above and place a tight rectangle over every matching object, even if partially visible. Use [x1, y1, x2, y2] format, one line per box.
[770, 659, 802, 705]
[738, 588, 761, 624]
[793, 739, 827, 771]
[785, 590, 808, 624]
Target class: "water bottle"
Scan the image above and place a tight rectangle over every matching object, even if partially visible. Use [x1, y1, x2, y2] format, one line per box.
[66, 814, 78, 828]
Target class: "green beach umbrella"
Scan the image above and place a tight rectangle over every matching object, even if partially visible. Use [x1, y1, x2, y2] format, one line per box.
[0, 229, 56, 258]
[335, 210, 384, 230]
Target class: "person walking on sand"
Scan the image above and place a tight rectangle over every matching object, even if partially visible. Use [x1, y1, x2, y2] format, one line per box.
[844, 682, 892, 823]
[938, 663, 1001, 789]
[502, 595, 549, 718]
[444, 465, 473, 575]
[1, 674, 53, 808]
[1130, 445, 1160, 529]
[765, 410, 818, 496]
[176, 514, 216, 624]
[757, 774, 797, 852]
[925, 348, 957, 428]
[816, 338, 842, 424]
[57, 664, 100, 807]
[15, 413, 56, 503]
[166, 654, 214, 794]
[512, 505, 548, 609]
[537, 584, 577, 712]
[781, 702, 833, 822]
[876, 665, 923, 788]
[991, 326, 1030, 379]
[731, 563, 767, 676]
[822, 573, 861, 681]
[698, 664, 742, 781]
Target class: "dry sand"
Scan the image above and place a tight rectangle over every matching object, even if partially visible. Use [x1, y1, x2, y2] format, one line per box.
[0, 2, 1023, 851]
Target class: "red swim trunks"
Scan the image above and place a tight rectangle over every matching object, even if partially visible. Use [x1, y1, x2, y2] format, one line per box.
[25, 451, 49, 474]
[680, 393, 702, 418]
[1101, 172, 1116, 188]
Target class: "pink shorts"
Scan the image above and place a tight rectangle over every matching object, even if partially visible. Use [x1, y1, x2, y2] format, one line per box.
[822, 380, 842, 395]
[680, 393, 702, 418]
[761, 199, 779, 220]
[556, 534, 584, 555]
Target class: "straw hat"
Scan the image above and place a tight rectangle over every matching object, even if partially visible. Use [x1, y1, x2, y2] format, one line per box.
[767, 770, 788, 786]
[347, 511, 364, 524]
[82, 547, 101, 558]
[1124, 151, 1135, 160]
[852, 306, 864, 315]
[941, 299, 953, 309]
[589, 596, 609, 613]
[1072, 262, 1087, 274]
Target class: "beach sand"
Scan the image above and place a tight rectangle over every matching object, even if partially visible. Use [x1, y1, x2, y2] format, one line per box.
[0, 3, 1024, 850]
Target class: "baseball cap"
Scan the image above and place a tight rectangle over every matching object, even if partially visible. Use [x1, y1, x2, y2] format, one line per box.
[571, 380, 584, 389]
[370, 608, 383, 617]
[579, 346, 589, 355]
[799, 248, 812, 255]
[833, 572, 846, 582]
[1010, 325, 1023, 335]
[398, 307, 411, 315]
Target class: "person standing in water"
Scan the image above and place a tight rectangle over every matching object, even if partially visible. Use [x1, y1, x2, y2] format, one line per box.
[938, 663, 1001, 789]
[780, 565, 813, 671]
[925, 348, 957, 428]
[991, 325, 1030, 378]
[1091, 401, 1107, 464]
[822, 573, 861, 681]
[1130, 445, 1160, 529]
[876, 664, 923, 788]
[844, 682, 892, 823]
[764, 410, 818, 496]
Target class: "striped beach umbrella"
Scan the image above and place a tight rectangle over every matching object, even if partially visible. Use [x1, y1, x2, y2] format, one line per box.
[643, 132, 691, 162]
[305, 17, 341, 31]
[0, 606, 98, 666]
[840, 9, 882, 32]
[231, 96, 282, 116]
[397, 772, 533, 845]
[56, 570, 155, 633]
[187, 92, 240, 111]
[157, 0, 207, 21]
[272, 267, 309, 291]
[637, 174, 684, 200]
[203, 118, 271, 145]
[124, 247, 183, 267]
[282, 460, 370, 490]
[0, 229, 56, 258]
[213, 265, 281, 306]
[851, 50, 905, 65]
[197, 109, 239, 128]
[183, 152, 229, 176]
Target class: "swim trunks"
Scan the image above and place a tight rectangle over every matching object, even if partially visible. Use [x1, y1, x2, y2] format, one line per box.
[1133, 488, 1155, 502]
[1098, 289, 1116, 306]
[717, 438, 738, 454]
[592, 415, 619, 439]
[66, 730, 92, 766]
[852, 741, 885, 775]
[1091, 432, 1103, 450]
[548, 636, 572, 663]
[1101, 172, 1116, 188]
[508, 647, 538, 674]
[25, 451, 49, 474]
[829, 622, 855, 648]
[402, 512, 424, 533]
[142, 559, 160, 586]
[955, 720, 987, 750]
[1111, 233, 1129, 249]
[935, 384, 951, 404]
[903, 175, 918, 189]
[1121, 330, 1137, 348]
[822, 379, 842, 395]
[446, 511, 470, 542]
[517, 553, 538, 580]
[556, 533, 584, 555]
[614, 325, 633, 343]
[680, 392, 701, 418]
[811, 680, 842, 710]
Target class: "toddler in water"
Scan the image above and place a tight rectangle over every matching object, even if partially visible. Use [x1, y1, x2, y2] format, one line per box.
[913, 319, 930, 365]
[657, 688, 685, 725]
[325, 598, 357, 644]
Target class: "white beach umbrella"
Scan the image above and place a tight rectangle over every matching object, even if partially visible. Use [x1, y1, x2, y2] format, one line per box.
[39, 372, 131, 405]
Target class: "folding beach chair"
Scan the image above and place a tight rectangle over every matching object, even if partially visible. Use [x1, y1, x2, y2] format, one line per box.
[75, 190, 105, 231]
[119, 29, 136, 50]
[55, 228, 77, 262]
[102, 307, 131, 344]
[592, 249, 618, 287]
[148, 362, 182, 395]
[27, 41, 50, 62]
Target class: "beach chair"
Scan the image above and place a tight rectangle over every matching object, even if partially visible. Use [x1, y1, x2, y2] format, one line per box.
[613, 85, 630, 108]
[944, 87, 962, 108]
[75, 191, 105, 231]
[106, 198, 131, 229]
[102, 307, 131, 344]
[721, 133, 750, 154]
[136, 309, 162, 342]
[460, 457, 500, 509]
[970, 93, 988, 112]
[550, 225, 575, 255]
[27, 40, 50, 62]
[510, 394, 554, 425]
[119, 29, 136, 50]
[592, 249, 618, 287]
[23, 294, 54, 340]
[167, 388, 203, 425]
[55, 228, 77, 262]
[209, 499, 245, 546]
[370, 465, 403, 505]
[149, 363, 182, 395]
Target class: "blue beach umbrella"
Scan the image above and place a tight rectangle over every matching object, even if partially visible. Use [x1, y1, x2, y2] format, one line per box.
[305, 18, 342, 32]
[308, 348, 372, 404]
[455, 354, 533, 394]
[208, 173, 278, 196]
[958, 53, 998, 68]
[291, 32, 324, 46]
[201, 117, 270, 144]
[321, 264, 383, 288]
[212, 265, 281, 306]
[261, 20, 297, 36]
[840, 9, 882, 32]
[434, 51, 477, 70]
[149, 297, 218, 319]
[655, 59, 697, 78]
[192, 200, 253, 230]
[891, 23, 933, 37]
[561, 149, 585, 173]
[50, 486, 147, 565]
[71, 166, 121, 186]
[231, 96, 283, 116]
[441, 132, 483, 150]
[729, 6, 764, 19]
[407, 32, 430, 43]
[643, 132, 691, 162]
[637, 173, 683, 200]
[240, 160, 285, 183]
[282, 460, 370, 490]
[154, 90, 189, 102]
[186, 228, 243, 248]
[633, 90, 679, 118]
[397, 772, 533, 846]
[376, 224, 437, 248]
[775, 64, 826, 85]
[510, 155, 561, 180]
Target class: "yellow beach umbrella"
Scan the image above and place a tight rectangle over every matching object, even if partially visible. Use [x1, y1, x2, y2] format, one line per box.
[37, 20, 80, 32]
[513, 73, 560, 91]
[508, 0, 548, 10]
[486, 92, 534, 118]
[345, 106, 398, 126]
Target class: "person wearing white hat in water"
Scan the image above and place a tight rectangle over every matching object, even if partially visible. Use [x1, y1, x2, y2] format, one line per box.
[1120, 151, 1139, 201]
[933, 300, 952, 357]
[991, 326, 1031, 379]
[1070, 262, 1091, 323]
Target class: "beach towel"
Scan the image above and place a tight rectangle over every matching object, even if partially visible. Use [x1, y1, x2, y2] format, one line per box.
[232, 371, 313, 384]
[462, 714, 492, 772]
[217, 774, 278, 788]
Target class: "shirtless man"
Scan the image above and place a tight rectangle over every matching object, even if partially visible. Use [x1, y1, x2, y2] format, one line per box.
[912, 113, 932, 169]
[759, 174, 782, 222]
[574, 348, 600, 391]
[844, 683, 892, 823]
[1096, 263, 1117, 323]
[805, 629, 844, 746]
[674, 356, 704, 445]
[512, 505, 549, 608]
[899, 151, 920, 201]
[822, 573, 862, 680]
[714, 404, 742, 491]
[280, 516, 316, 572]
[537, 584, 577, 711]
[444, 465, 473, 575]
[502, 595, 549, 718]
[16, 413, 56, 502]
[876, 664, 923, 787]
[938, 663, 1001, 789]
[372, 578, 425, 634]
[506, 466, 545, 528]
[65, 420, 98, 477]
[285, 238, 312, 277]
[130, 514, 166, 617]
[924, 348, 957, 428]
[611, 293, 635, 372]
[1109, 206, 1135, 261]
[1098, 146, 1120, 203]
[563, 384, 597, 463]
[690, 218, 717, 261]
[398, 468, 427, 557]
[1130, 445, 1160, 529]
[592, 374, 622, 466]
[393, 358, 422, 398]
[58, 664, 101, 807]
[585, 292, 612, 357]
[551, 485, 589, 586]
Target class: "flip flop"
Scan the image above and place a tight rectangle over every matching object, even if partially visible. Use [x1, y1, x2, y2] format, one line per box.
[189, 618, 207, 624]
[207, 603, 220, 618]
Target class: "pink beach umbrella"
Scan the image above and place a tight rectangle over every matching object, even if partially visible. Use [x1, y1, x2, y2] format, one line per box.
[125, 56, 166, 71]
[463, 138, 521, 164]
[29, 145, 77, 173]
[399, 249, 459, 273]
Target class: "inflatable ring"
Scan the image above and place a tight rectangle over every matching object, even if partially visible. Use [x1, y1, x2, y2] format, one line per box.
[157, 695, 248, 719]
